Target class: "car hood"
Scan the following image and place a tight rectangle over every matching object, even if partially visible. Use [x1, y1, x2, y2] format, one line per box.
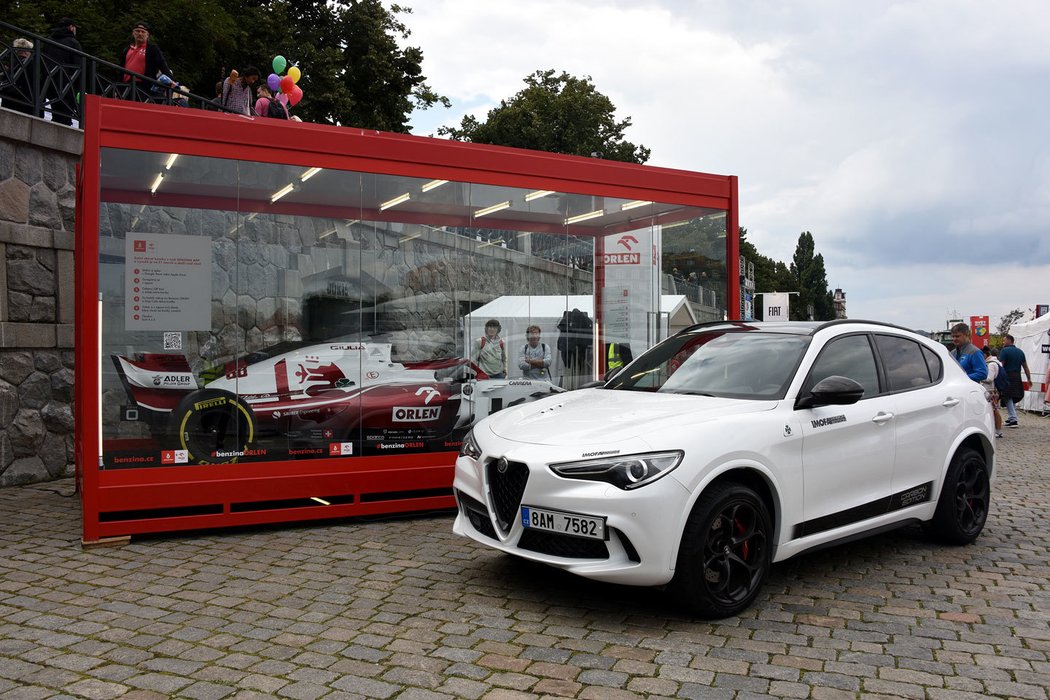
[486, 388, 777, 445]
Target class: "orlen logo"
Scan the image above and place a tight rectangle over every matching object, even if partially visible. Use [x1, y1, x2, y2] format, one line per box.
[392, 406, 441, 422]
[415, 386, 440, 404]
[133, 240, 147, 252]
[603, 252, 640, 265]
[617, 234, 638, 251]
[161, 449, 189, 465]
[329, 442, 353, 456]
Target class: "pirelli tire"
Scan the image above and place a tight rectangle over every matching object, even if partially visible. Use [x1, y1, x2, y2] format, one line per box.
[170, 389, 256, 465]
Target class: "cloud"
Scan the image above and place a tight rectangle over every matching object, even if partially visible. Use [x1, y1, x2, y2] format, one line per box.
[405, 0, 1050, 328]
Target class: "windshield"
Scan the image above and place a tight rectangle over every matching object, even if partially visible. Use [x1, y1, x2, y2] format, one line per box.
[605, 330, 810, 399]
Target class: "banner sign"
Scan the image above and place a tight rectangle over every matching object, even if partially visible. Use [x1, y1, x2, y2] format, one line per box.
[970, 315, 989, 348]
[764, 292, 790, 322]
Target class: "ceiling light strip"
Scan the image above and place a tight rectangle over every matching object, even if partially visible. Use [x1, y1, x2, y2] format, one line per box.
[271, 184, 295, 203]
[474, 201, 511, 218]
[421, 179, 448, 192]
[164, 154, 178, 170]
[524, 190, 555, 202]
[149, 173, 164, 194]
[300, 167, 322, 182]
[380, 192, 411, 211]
[565, 209, 603, 225]
[621, 200, 651, 211]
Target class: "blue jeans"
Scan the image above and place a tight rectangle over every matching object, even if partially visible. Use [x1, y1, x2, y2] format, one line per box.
[1005, 396, 1018, 421]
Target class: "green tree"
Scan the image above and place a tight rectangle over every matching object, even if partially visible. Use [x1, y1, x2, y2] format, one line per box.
[7, 0, 446, 131]
[997, 308, 1025, 337]
[440, 69, 650, 163]
[789, 231, 835, 321]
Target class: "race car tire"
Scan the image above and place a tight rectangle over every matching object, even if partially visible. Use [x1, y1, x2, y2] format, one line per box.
[671, 482, 772, 619]
[924, 447, 990, 545]
[170, 389, 256, 465]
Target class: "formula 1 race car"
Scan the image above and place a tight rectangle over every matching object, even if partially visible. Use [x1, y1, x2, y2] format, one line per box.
[112, 341, 564, 464]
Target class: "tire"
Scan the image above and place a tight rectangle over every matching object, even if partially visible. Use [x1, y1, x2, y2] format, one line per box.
[671, 482, 773, 619]
[925, 447, 990, 545]
[170, 389, 256, 465]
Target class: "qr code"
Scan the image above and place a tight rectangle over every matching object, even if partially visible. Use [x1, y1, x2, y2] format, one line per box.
[163, 332, 182, 351]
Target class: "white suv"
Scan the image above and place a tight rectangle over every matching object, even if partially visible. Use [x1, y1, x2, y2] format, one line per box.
[453, 321, 995, 618]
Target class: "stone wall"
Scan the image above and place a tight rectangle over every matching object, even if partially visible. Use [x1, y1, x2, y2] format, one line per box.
[0, 110, 81, 486]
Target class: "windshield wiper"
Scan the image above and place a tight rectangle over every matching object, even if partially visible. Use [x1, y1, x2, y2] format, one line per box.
[663, 389, 716, 396]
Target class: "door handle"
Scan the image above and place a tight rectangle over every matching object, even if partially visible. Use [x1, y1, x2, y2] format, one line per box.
[871, 412, 894, 424]
[941, 397, 960, 407]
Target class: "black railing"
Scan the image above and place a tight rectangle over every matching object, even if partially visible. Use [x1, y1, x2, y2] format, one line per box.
[0, 20, 234, 127]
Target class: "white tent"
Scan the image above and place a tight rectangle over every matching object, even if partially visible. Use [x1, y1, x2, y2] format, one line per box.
[464, 295, 696, 383]
[1008, 313, 1050, 412]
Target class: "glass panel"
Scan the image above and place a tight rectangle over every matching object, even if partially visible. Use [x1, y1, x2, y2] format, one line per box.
[97, 146, 722, 468]
[875, 334, 932, 391]
[805, 334, 880, 398]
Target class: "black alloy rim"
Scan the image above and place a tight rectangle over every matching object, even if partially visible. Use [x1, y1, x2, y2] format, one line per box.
[702, 500, 767, 605]
[954, 459, 989, 535]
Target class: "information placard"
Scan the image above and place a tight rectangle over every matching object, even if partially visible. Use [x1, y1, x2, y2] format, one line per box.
[124, 233, 212, 330]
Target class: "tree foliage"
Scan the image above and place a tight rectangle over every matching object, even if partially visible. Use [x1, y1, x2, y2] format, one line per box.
[440, 70, 650, 163]
[6, 0, 447, 131]
[997, 308, 1025, 337]
[788, 231, 835, 321]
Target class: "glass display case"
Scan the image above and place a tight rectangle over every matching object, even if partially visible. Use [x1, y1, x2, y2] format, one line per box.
[76, 96, 738, 541]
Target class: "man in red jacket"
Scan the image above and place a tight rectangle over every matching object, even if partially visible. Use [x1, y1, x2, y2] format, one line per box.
[118, 20, 171, 101]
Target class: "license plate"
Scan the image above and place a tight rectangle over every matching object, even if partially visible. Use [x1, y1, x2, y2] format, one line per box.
[521, 506, 606, 541]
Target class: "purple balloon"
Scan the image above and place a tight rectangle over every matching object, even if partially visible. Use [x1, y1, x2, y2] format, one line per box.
[267, 73, 281, 92]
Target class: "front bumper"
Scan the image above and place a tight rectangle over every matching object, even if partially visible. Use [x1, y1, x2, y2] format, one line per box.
[452, 445, 692, 587]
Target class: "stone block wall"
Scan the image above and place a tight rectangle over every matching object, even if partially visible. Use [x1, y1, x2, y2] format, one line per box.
[0, 110, 82, 486]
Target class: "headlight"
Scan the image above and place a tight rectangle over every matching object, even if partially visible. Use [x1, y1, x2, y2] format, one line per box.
[459, 429, 482, 459]
[549, 451, 683, 490]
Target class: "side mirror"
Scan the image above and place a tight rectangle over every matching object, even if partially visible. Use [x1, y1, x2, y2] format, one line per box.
[795, 375, 865, 410]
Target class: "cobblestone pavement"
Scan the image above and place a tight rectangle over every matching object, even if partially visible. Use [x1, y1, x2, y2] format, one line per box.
[2, 416, 1048, 699]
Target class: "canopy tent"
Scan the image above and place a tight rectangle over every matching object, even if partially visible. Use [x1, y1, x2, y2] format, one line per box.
[464, 294, 696, 384]
[1008, 313, 1050, 412]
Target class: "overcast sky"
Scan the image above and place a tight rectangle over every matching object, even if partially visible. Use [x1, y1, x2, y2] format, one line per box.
[405, 0, 1049, 332]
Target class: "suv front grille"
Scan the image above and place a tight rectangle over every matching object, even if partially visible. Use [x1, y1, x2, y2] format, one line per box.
[486, 458, 529, 533]
[518, 529, 609, 559]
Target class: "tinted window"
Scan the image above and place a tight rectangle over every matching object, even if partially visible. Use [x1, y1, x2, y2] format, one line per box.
[805, 334, 879, 398]
[875, 334, 932, 391]
[921, 345, 943, 382]
[606, 330, 810, 399]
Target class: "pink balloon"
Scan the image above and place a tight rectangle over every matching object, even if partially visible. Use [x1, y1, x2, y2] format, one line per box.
[280, 75, 295, 94]
[277, 93, 288, 105]
[289, 86, 303, 106]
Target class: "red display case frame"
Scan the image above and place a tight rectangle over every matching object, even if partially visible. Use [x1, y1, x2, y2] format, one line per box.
[76, 95, 739, 542]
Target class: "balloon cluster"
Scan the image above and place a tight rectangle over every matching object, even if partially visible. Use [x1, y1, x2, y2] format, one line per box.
[267, 55, 303, 107]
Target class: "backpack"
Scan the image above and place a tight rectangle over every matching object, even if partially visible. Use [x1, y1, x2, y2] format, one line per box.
[266, 97, 288, 119]
[992, 360, 1009, 392]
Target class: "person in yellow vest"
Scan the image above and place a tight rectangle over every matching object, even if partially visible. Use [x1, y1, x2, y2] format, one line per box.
[606, 342, 632, 375]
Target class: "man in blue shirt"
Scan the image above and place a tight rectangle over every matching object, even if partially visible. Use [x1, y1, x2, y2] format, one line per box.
[998, 334, 1032, 428]
[949, 323, 987, 382]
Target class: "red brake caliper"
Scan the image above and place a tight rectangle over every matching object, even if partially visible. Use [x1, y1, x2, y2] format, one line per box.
[735, 518, 749, 559]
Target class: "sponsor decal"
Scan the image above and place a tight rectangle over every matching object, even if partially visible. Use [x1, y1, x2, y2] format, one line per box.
[415, 386, 441, 404]
[111, 455, 155, 464]
[365, 371, 380, 380]
[161, 449, 189, 465]
[151, 374, 193, 387]
[602, 252, 641, 265]
[329, 442, 354, 456]
[393, 406, 441, 422]
[784, 425, 793, 436]
[211, 449, 266, 458]
[194, 397, 228, 410]
[810, 414, 847, 428]
[508, 380, 533, 386]
[329, 344, 366, 351]
[288, 447, 325, 456]
[581, 450, 619, 458]
[377, 442, 424, 449]
[133, 240, 146, 252]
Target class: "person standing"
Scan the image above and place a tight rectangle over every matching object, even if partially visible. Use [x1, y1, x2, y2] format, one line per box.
[518, 325, 552, 380]
[254, 85, 288, 119]
[43, 18, 81, 125]
[220, 66, 261, 116]
[118, 21, 171, 100]
[1, 38, 36, 116]
[949, 323, 987, 383]
[473, 319, 507, 379]
[999, 333, 1032, 428]
[981, 346, 1004, 438]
